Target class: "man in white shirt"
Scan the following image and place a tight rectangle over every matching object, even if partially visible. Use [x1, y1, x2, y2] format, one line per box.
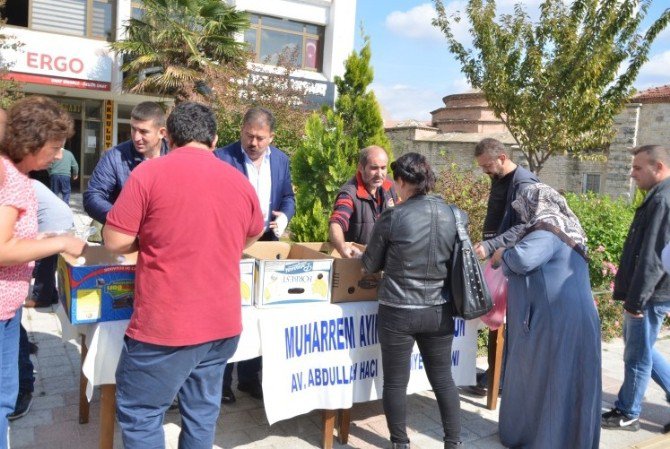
[214, 107, 295, 402]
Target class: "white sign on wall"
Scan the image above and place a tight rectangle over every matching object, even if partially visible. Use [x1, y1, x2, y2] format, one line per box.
[260, 301, 478, 425]
[2, 27, 113, 91]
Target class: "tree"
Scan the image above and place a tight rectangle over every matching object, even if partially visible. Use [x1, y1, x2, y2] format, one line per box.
[291, 38, 390, 241]
[0, 0, 24, 108]
[110, 0, 249, 102]
[210, 50, 315, 158]
[334, 37, 391, 151]
[432, 0, 670, 173]
[290, 111, 357, 241]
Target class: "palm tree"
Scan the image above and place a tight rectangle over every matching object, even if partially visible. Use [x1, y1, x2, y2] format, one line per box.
[111, 0, 249, 102]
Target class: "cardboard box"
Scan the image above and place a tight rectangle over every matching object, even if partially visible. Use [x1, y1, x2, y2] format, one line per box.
[57, 246, 137, 324]
[240, 258, 255, 306]
[243, 242, 334, 307]
[293, 242, 380, 303]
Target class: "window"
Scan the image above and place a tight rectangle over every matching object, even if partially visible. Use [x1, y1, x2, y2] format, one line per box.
[3, 0, 115, 41]
[245, 14, 324, 72]
[583, 173, 601, 194]
[131, 1, 144, 20]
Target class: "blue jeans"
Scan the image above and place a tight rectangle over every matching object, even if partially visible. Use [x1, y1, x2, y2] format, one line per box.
[49, 175, 71, 205]
[615, 301, 670, 418]
[0, 309, 21, 449]
[116, 335, 240, 449]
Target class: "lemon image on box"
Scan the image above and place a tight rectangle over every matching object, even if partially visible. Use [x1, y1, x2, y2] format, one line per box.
[312, 275, 328, 298]
[241, 281, 251, 301]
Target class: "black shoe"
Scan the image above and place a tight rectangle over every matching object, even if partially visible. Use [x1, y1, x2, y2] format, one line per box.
[8, 392, 33, 421]
[222, 387, 236, 404]
[238, 382, 263, 399]
[601, 408, 640, 431]
[460, 385, 487, 397]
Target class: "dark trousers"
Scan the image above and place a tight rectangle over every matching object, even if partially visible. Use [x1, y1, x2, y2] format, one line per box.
[378, 303, 461, 445]
[17, 325, 34, 394]
[223, 356, 261, 389]
[49, 174, 71, 204]
[31, 255, 59, 306]
[116, 335, 239, 449]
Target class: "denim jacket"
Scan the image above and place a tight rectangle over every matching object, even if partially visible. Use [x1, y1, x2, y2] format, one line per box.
[83, 139, 168, 224]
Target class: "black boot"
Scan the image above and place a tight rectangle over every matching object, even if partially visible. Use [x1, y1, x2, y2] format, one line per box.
[391, 443, 410, 449]
[444, 441, 463, 449]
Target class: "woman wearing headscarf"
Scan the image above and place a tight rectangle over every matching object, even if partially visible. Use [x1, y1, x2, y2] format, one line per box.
[491, 183, 601, 449]
[362, 152, 462, 449]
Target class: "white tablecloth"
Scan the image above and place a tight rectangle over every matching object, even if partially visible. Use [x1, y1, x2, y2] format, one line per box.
[57, 305, 263, 401]
[57, 301, 478, 422]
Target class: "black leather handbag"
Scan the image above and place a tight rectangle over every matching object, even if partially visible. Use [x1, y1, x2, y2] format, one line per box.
[448, 206, 493, 320]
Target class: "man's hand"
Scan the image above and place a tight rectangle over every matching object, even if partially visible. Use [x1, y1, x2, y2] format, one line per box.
[269, 211, 288, 238]
[474, 242, 488, 259]
[490, 247, 505, 269]
[624, 309, 644, 319]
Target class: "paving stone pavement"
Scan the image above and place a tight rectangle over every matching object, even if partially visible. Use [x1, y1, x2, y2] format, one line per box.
[8, 194, 669, 449]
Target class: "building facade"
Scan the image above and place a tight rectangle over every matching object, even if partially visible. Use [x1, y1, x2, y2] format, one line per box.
[1, 0, 356, 190]
[387, 90, 650, 199]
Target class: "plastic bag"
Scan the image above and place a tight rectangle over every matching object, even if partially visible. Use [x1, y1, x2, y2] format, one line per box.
[480, 259, 508, 330]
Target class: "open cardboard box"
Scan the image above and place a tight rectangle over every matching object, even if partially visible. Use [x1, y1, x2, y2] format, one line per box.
[292, 242, 380, 303]
[57, 246, 137, 324]
[243, 241, 334, 307]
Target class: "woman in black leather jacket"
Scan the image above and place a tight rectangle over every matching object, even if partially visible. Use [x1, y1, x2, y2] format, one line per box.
[362, 152, 463, 449]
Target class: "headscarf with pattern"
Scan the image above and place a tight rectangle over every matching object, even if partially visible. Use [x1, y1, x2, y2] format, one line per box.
[511, 183, 587, 250]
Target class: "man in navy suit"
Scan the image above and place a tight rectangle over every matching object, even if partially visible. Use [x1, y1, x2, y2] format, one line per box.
[214, 107, 295, 402]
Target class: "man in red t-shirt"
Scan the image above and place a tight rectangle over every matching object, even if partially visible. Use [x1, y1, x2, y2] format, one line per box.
[104, 102, 264, 449]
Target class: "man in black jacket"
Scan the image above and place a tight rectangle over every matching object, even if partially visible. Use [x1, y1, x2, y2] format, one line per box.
[602, 145, 670, 432]
[469, 138, 539, 397]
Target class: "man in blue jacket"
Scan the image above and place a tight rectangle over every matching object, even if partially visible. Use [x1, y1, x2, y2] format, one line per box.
[214, 107, 295, 403]
[84, 102, 168, 224]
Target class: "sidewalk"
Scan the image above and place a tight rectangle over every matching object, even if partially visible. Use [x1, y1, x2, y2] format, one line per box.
[8, 194, 670, 449]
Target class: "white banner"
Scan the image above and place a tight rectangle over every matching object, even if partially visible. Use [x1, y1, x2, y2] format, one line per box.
[260, 302, 478, 425]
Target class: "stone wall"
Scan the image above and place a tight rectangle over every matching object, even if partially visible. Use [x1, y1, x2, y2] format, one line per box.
[385, 103, 641, 199]
[637, 102, 670, 147]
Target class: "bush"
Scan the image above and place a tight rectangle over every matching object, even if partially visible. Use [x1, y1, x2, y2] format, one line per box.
[433, 163, 490, 239]
[565, 192, 635, 340]
[290, 111, 358, 242]
[565, 192, 634, 290]
[594, 292, 624, 341]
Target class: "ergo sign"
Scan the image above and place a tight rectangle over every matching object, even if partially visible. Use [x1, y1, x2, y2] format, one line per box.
[26, 52, 85, 75]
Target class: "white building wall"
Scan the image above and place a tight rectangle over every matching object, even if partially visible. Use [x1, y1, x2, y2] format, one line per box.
[231, 0, 356, 103]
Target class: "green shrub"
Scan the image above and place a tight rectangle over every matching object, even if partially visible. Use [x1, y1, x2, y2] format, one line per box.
[564, 192, 634, 290]
[594, 291, 624, 341]
[433, 163, 490, 240]
[565, 192, 635, 340]
[290, 111, 358, 242]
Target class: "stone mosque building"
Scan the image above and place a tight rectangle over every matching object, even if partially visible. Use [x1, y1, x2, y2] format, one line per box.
[385, 85, 670, 199]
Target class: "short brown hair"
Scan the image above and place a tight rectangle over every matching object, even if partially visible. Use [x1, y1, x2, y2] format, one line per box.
[1, 96, 74, 163]
[474, 138, 506, 158]
[131, 101, 166, 127]
[631, 145, 670, 166]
